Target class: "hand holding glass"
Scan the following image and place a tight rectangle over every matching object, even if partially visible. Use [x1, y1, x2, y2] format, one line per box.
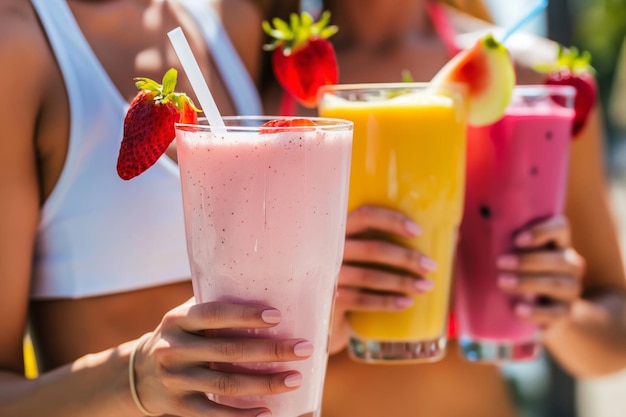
[175, 116, 353, 416]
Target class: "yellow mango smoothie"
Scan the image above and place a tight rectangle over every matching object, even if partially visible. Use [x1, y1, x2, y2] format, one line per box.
[318, 83, 467, 362]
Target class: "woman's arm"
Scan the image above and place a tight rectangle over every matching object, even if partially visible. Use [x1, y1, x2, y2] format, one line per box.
[0, 301, 312, 417]
[0, 0, 50, 400]
[543, 107, 626, 377]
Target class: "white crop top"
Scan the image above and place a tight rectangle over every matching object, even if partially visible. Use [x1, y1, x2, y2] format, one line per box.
[30, 0, 262, 299]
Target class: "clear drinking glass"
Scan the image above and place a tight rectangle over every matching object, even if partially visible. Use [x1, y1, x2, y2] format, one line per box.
[175, 116, 353, 416]
[454, 85, 576, 362]
[318, 83, 468, 363]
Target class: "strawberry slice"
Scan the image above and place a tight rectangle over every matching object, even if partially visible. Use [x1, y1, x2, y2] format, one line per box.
[260, 118, 316, 133]
[536, 46, 597, 138]
[117, 68, 199, 180]
[263, 11, 339, 108]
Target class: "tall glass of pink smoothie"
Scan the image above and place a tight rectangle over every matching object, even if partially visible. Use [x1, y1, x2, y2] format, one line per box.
[175, 116, 353, 417]
[454, 85, 576, 362]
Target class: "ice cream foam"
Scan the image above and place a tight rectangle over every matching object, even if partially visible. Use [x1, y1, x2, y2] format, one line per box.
[180, 126, 344, 148]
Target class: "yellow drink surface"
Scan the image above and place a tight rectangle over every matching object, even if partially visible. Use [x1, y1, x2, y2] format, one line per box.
[320, 91, 466, 341]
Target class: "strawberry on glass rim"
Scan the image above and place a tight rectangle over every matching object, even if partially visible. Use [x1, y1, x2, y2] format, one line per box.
[535, 45, 597, 138]
[263, 11, 339, 108]
[117, 68, 199, 180]
[260, 118, 316, 133]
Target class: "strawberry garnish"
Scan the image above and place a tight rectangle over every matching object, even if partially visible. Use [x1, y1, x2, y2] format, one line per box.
[263, 11, 339, 108]
[260, 118, 316, 133]
[536, 46, 597, 138]
[117, 68, 199, 180]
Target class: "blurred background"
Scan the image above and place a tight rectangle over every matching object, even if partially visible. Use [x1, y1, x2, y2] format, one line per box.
[486, 0, 626, 172]
[22, 2, 626, 417]
[485, 1, 626, 416]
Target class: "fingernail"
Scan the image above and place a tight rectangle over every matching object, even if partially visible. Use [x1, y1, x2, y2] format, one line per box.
[515, 231, 533, 247]
[497, 255, 518, 269]
[284, 373, 303, 388]
[405, 220, 423, 236]
[420, 256, 438, 272]
[256, 411, 272, 417]
[498, 274, 518, 289]
[261, 309, 281, 324]
[415, 279, 434, 292]
[396, 296, 414, 308]
[515, 303, 532, 317]
[293, 341, 314, 357]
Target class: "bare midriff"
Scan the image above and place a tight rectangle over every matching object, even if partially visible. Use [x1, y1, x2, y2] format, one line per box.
[321, 342, 518, 417]
[29, 281, 193, 371]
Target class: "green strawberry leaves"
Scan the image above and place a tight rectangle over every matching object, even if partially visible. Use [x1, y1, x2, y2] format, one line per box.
[536, 45, 598, 137]
[534, 45, 596, 76]
[262, 11, 340, 108]
[134, 68, 200, 112]
[263, 11, 338, 55]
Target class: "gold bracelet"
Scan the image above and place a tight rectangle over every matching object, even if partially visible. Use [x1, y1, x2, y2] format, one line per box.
[129, 333, 161, 416]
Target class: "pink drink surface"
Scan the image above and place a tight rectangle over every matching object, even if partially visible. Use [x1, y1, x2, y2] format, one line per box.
[455, 103, 574, 343]
[176, 122, 352, 417]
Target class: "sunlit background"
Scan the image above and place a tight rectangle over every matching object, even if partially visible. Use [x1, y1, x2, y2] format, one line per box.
[23, 3, 626, 417]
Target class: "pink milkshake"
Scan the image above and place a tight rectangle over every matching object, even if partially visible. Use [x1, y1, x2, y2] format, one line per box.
[454, 85, 576, 362]
[175, 116, 353, 417]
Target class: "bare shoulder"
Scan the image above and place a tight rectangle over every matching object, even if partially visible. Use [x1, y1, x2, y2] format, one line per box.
[0, 1, 55, 102]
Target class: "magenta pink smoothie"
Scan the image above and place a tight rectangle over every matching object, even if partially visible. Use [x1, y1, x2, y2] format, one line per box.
[454, 85, 575, 362]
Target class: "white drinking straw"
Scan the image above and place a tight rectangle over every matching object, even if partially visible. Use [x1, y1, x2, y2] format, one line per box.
[167, 27, 225, 128]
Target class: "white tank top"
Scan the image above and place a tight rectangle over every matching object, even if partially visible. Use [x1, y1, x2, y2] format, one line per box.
[30, 0, 262, 299]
